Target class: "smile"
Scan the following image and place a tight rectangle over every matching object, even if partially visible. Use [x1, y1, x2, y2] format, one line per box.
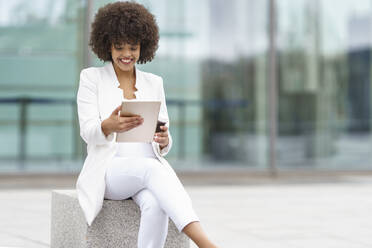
[119, 58, 133, 65]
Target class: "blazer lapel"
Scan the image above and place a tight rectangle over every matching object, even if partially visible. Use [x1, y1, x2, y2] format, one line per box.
[98, 62, 158, 121]
[97, 63, 122, 121]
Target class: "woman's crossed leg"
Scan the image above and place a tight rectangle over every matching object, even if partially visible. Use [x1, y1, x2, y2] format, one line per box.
[104, 156, 199, 248]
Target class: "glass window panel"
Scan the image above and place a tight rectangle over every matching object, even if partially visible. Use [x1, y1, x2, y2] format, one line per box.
[277, 0, 372, 170]
[0, 0, 83, 168]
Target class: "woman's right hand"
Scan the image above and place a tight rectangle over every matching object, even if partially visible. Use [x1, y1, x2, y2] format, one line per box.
[101, 105, 144, 136]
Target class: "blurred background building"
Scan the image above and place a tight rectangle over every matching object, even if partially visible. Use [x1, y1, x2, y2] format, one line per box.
[1, 0, 372, 173]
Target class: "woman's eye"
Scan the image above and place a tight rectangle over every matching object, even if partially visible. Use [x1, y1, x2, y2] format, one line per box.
[131, 47, 138, 51]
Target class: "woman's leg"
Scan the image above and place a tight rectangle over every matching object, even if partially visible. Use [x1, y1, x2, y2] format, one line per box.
[183, 221, 218, 248]
[142, 158, 219, 248]
[105, 156, 218, 248]
[104, 156, 169, 248]
[141, 158, 199, 232]
[104, 156, 144, 200]
[132, 189, 169, 248]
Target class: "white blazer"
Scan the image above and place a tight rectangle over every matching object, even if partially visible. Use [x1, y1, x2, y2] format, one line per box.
[75, 62, 173, 226]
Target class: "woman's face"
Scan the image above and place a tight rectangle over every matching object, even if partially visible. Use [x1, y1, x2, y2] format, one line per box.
[111, 42, 140, 72]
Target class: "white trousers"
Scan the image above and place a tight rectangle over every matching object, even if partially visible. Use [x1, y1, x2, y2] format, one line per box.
[104, 155, 200, 248]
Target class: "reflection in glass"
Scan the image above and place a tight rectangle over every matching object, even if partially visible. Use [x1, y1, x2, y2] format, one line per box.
[277, 0, 372, 169]
[1, 0, 371, 172]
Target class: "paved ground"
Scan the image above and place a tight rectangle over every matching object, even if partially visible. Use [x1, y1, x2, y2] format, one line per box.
[0, 174, 372, 247]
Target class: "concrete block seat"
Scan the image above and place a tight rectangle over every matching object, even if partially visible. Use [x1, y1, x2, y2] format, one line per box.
[51, 190, 189, 248]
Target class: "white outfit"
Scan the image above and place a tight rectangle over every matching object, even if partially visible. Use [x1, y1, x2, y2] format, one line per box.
[104, 155, 199, 247]
[76, 62, 199, 248]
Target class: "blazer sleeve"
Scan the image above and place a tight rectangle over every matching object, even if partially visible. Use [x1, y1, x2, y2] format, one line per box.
[154, 76, 173, 156]
[76, 68, 115, 146]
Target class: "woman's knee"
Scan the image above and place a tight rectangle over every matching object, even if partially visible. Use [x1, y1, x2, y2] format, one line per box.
[144, 158, 169, 178]
[135, 189, 165, 214]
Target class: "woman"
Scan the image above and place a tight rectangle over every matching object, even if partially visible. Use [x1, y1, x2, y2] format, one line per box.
[76, 2, 219, 248]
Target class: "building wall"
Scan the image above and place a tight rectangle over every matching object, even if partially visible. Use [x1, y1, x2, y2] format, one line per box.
[0, 0, 372, 172]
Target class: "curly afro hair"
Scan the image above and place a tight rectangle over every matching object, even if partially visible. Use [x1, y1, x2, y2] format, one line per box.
[89, 1, 159, 64]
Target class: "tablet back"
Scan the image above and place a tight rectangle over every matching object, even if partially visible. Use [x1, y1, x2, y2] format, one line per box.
[116, 100, 161, 142]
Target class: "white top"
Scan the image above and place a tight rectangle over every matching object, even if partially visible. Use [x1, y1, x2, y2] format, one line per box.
[115, 91, 157, 158]
[116, 142, 156, 158]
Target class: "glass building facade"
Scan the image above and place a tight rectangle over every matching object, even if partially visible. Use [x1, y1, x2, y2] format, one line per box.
[0, 0, 372, 172]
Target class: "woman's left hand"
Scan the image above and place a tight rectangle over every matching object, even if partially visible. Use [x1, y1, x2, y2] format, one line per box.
[154, 125, 169, 149]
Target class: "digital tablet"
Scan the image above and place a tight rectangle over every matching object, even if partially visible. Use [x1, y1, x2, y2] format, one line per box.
[116, 100, 161, 142]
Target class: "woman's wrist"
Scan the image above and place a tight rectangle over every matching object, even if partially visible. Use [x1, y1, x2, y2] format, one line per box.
[101, 119, 112, 137]
[159, 141, 168, 150]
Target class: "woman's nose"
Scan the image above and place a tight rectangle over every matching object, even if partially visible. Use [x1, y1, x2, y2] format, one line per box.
[122, 49, 132, 57]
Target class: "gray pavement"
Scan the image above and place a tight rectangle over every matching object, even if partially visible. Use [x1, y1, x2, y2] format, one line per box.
[0, 175, 372, 247]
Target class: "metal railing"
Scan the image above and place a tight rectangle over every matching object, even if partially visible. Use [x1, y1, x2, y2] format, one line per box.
[0, 97, 249, 169]
[0, 97, 76, 169]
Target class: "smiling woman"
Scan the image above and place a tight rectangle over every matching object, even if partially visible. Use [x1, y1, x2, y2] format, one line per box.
[76, 1, 219, 248]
